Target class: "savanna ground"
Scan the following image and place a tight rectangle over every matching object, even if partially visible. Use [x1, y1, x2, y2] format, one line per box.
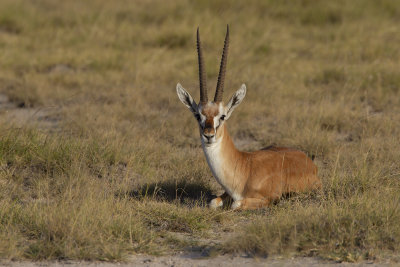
[0, 0, 400, 264]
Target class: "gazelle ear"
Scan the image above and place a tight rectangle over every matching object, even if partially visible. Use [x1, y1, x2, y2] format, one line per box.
[176, 83, 198, 114]
[226, 84, 246, 120]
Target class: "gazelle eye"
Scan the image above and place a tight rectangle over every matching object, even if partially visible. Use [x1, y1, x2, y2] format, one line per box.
[220, 115, 226, 121]
[195, 114, 201, 121]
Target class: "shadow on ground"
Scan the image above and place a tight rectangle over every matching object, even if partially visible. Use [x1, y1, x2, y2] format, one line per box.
[123, 180, 215, 207]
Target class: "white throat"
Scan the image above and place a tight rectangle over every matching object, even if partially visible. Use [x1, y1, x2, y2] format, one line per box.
[202, 138, 224, 184]
[201, 136, 242, 201]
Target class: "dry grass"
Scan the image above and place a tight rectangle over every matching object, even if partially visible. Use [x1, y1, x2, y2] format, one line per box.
[0, 0, 400, 262]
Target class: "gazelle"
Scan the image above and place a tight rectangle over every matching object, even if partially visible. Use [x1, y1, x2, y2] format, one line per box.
[176, 26, 322, 210]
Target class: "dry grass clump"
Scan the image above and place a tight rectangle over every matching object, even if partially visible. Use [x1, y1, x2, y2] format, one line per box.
[0, 0, 400, 262]
[0, 128, 228, 260]
[225, 193, 400, 262]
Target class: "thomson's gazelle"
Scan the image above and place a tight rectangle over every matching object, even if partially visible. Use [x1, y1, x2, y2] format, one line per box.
[176, 26, 322, 210]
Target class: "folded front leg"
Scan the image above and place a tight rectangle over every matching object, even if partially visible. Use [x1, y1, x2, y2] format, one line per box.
[209, 192, 231, 209]
[232, 198, 270, 210]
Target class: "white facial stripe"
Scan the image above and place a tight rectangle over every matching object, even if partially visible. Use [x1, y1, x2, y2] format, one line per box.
[214, 102, 225, 130]
[213, 115, 220, 130]
[197, 105, 206, 128]
[200, 114, 206, 126]
[218, 102, 224, 114]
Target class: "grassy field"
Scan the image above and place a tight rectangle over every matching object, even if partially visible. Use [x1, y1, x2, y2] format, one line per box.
[0, 0, 400, 262]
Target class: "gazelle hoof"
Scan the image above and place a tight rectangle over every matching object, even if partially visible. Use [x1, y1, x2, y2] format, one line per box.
[231, 200, 242, 210]
[209, 197, 223, 209]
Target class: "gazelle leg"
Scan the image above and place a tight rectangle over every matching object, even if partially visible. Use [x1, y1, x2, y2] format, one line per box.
[232, 198, 270, 210]
[209, 192, 231, 209]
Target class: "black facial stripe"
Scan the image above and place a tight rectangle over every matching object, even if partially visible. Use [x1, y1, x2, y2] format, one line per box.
[214, 114, 224, 131]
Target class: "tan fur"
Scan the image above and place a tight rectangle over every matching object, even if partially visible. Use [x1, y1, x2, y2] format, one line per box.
[176, 28, 321, 210]
[200, 103, 321, 210]
[202, 104, 219, 117]
[202, 104, 219, 136]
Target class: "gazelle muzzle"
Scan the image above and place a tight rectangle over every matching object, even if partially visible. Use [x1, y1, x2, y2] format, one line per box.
[203, 127, 215, 139]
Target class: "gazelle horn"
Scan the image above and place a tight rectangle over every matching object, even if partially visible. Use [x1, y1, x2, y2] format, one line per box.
[197, 27, 208, 103]
[214, 25, 229, 103]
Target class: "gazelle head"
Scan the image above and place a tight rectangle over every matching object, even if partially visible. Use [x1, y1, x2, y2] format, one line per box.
[177, 25, 246, 146]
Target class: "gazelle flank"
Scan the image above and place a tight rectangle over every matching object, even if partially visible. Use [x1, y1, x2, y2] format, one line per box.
[176, 25, 322, 210]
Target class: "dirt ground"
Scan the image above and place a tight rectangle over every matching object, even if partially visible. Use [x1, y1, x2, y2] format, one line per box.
[0, 94, 59, 130]
[0, 254, 393, 267]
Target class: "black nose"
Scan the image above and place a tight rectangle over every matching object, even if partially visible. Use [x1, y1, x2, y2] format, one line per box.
[204, 134, 215, 141]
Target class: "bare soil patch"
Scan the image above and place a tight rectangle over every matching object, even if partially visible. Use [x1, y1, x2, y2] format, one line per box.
[0, 255, 392, 267]
[0, 94, 60, 131]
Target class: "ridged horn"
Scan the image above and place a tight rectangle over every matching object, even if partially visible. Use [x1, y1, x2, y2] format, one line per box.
[214, 25, 229, 103]
[197, 27, 208, 103]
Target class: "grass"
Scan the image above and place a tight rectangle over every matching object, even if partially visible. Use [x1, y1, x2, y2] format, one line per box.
[0, 0, 400, 263]
[0, 128, 227, 260]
